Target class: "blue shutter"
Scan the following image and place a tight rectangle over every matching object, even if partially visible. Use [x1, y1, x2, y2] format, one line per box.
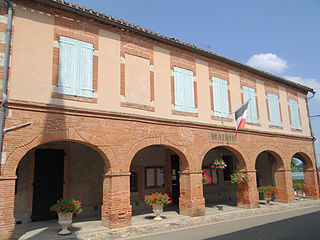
[58, 36, 78, 96]
[183, 68, 195, 113]
[243, 86, 252, 122]
[268, 93, 281, 126]
[174, 67, 185, 112]
[174, 67, 195, 113]
[213, 78, 229, 118]
[78, 40, 94, 98]
[289, 99, 301, 129]
[243, 86, 258, 124]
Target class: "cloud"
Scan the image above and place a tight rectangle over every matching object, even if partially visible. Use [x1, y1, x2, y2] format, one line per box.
[246, 53, 288, 74]
[285, 76, 320, 101]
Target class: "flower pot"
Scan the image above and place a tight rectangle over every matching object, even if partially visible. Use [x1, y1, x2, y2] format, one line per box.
[58, 212, 73, 235]
[263, 193, 272, 205]
[297, 191, 304, 200]
[152, 203, 163, 221]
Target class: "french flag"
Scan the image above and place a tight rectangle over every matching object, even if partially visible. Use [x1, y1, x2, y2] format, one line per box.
[235, 100, 250, 135]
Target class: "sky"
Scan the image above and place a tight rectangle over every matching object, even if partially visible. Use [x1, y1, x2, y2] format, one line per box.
[70, 0, 320, 165]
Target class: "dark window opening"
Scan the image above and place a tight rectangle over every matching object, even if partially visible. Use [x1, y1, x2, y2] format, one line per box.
[130, 172, 138, 192]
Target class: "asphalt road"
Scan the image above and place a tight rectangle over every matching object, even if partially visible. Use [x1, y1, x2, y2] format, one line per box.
[127, 206, 320, 240]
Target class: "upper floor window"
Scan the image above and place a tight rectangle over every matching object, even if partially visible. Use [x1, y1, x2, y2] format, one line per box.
[243, 86, 258, 124]
[289, 99, 301, 130]
[267, 93, 282, 126]
[174, 67, 196, 113]
[212, 77, 229, 118]
[58, 36, 94, 98]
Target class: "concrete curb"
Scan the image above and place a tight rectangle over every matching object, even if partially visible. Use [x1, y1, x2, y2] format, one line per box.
[53, 200, 320, 240]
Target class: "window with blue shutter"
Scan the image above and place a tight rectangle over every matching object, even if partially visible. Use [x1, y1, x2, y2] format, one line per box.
[58, 36, 94, 98]
[243, 86, 258, 124]
[289, 99, 301, 130]
[212, 77, 229, 118]
[174, 67, 195, 113]
[267, 93, 282, 126]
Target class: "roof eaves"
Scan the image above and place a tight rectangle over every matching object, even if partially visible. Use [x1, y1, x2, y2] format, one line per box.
[35, 0, 315, 94]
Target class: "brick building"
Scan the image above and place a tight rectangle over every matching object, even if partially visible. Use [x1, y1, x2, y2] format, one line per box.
[0, 0, 319, 239]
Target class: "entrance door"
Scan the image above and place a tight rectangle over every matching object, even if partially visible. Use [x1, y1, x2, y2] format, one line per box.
[31, 149, 64, 221]
[171, 155, 180, 205]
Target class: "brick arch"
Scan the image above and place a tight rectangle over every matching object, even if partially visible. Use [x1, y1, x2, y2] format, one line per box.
[251, 145, 285, 170]
[198, 143, 248, 170]
[124, 136, 194, 172]
[3, 128, 119, 176]
[290, 151, 315, 171]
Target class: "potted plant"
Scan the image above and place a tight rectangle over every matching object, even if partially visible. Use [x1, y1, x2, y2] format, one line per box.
[293, 183, 309, 200]
[202, 169, 213, 184]
[230, 171, 252, 186]
[144, 192, 171, 220]
[257, 185, 279, 205]
[50, 198, 82, 235]
[211, 159, 227, 169]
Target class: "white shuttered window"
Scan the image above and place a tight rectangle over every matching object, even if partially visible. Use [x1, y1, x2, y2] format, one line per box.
[243, 86, 258, 124]
[212, 77, 229, 118]
[289, 99, 301, 130]
[58, 36, 94, 98]
[174, 67, 196, 113]
[267, 93, 282, 126]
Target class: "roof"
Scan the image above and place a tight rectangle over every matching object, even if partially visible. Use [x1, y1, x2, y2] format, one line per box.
[31, 0, 314, 94]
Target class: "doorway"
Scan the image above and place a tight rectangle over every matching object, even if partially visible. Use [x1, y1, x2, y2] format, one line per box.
[171, 154, 180, 205]
[31, 149, 64, 221]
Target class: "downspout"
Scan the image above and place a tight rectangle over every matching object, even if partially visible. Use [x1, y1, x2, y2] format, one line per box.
[306, 91, 320, 189]
[0, 0, 13, 164]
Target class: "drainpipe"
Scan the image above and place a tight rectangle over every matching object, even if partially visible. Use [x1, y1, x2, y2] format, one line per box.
[0, 0, 13, 164]
[306, 91, 320, 190]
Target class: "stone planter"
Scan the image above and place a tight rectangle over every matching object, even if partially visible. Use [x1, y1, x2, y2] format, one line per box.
[152, 203, 163, 221]
[297, 191, 304, 200]
[58, 212, 73, 235]
[263, 193, 272, 205]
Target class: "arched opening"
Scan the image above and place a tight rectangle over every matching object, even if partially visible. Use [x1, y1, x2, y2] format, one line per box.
[14, 141, 106, 227]
[129, 145, 188, 216]
[291, 157, 304, 184]
[255, 151, 284, 201]
[291, 152, 318, 199]
[201, 146, 244, 207]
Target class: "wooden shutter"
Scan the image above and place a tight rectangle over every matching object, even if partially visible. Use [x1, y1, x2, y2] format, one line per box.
[58, 36, 77, 96]
[183, 68, 195, 113]
[58, 36, 93, 98]
[268, 93, 281, 126]
[213, 77, 229, 118]
[78, 40, 94, 98]
[243, 86, 258, 123]
[289, 99, 301, 129]
[174, 67, 185, 112]
[174, 67, 195, 113]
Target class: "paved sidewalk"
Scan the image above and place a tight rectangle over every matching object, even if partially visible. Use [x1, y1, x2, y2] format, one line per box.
[14, 199, 320, 240]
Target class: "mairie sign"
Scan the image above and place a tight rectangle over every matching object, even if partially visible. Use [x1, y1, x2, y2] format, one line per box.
[209, 131, 236, 143]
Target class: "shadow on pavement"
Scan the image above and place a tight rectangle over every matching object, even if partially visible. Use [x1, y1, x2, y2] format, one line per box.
[205, 211, 320, 240]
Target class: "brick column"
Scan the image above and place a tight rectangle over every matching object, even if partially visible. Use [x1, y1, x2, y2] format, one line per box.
[237, 170, 259, 208]
[0, 176, 16, 240]
[304, 169, 320, 199]
[274, 169, 295, 203]
[101, 172, 132, 229]
[179, 170, 205, 217]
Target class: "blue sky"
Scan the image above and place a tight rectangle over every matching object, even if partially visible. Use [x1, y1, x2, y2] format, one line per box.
[71, 0, 320, 165]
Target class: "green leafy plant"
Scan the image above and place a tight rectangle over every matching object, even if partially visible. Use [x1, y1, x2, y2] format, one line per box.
[293, 183, 310, 193]
[202, 169, 213, 184]
[50, 198, 82, 214]
[258, 185, 279, 196]
[144, 192, 171, 206]
[211, 159, 227, 169]
[230, 171, 252, 186]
